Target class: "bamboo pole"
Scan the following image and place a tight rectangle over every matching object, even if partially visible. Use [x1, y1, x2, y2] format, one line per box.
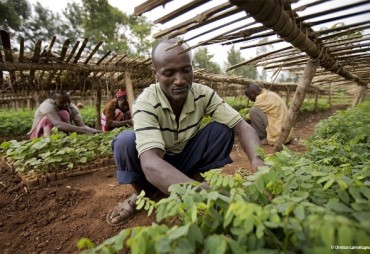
[95, 82, 102, 130]
[125, 71, 135, 116]
[274, 59, 319, 152]
[352, 85, 368, 107]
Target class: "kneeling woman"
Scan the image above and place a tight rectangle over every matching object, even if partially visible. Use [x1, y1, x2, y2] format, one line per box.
[101, 89, 133, 131]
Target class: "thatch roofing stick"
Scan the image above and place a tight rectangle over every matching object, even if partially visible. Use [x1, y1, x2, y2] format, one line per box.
[0, 62, 142, 72]
[73, 38, 88, 63]
[296, 0, 369, 22]
[54, 39, 71, 83]
[293, 0, 334, 12]
[66, 41, 80, 63]
[319, 23, 370, 41]
[222, 30, 275, 45]
[134, 0, 172, 16]
[19, 37, 25, 84]
[240, 38, 283, 50]
[323, 33, 369, 47]
[154, 2, 237, 38]
[308, 9, 370, 29]
[96, 54, 117, 78]
[39, 35, 57, 82]
[84, 41, 103, 64]
[181, 19, 256, 53]
[19, 38, 25, 63]
[154, 0, 209, 24]
[29, 40, 41, 86]
[0, 50, 3, 87]
[185, 16, 248, 42]
[0, 30, 16, 83]
[96, 50, 111, 65]
[46, 35, 56, 61]
[230, 0, 368, 86]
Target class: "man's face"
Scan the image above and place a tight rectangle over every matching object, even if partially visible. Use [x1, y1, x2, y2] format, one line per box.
[54, 93, 71, 110]
[245, 90, 257, 102]
[117, 97, 129, 112]
[153, 43, 193, 103]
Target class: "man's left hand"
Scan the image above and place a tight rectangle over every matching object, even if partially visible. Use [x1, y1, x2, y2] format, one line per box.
[250, 157, 265, 173]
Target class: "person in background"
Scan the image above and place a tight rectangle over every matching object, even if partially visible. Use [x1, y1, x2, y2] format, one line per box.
[244, 83, 293, 145]
[106, 37, 265, 226]
[101, 89, 133, 131]
[28, 90, 101, 138]
[76, 102, 84, 109]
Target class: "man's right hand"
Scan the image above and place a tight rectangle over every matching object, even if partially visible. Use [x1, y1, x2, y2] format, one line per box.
[83, 126, 102, 134]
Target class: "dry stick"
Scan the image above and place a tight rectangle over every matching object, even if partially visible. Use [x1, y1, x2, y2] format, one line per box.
[39, 35, 56, 82]
[274, 59, 319, 152]
[1, 30, 16, 84]
[56, 40, 80, 83]
[185, 16, 248, 43]
[29, 40, 42, 89]
[0, 50, 3, 88]
[155, 3, 238, 38]
[134, 0, 172, 16]
[47, 39, 70, 84]
[19, 37, 25, 86]
[154, 0, 210, 24]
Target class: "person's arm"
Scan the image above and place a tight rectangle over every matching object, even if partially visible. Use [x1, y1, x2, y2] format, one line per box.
[110, 119, 133, 128]
[233, 120, 265, 172]
[46, 112, 100, 134]
[140, 148, 194, 195]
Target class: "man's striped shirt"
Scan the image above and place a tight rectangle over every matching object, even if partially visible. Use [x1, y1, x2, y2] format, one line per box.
[132, 83, 242, 156]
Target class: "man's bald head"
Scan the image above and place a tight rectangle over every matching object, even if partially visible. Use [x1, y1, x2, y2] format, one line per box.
[151, 38, 192, 69]
[245, 83, 262, 102]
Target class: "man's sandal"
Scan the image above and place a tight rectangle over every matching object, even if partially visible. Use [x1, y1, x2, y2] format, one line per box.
[106, 192, 138, 226]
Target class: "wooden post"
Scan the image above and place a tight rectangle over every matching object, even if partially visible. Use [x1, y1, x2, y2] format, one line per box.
[125, 71, 135, 116]
[273, 59, 319, 152]
[95, 82, 102, 130]
[286, 86, 291, 106]
[328, 82, 332, 107]
[314, 89, 319, 113]
[352, 85, 367, 107]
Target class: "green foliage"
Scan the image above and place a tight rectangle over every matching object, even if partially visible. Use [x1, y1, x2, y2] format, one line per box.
[225, 45, 257, 79]
[19, 2, 64, 49]
[224, 97, 250, 112]
[305, 101, 370, 168]
[0, 126, 125, 174]
[0, 110, 34, 137]
[9, 0, 152, 56]
[193, 48, 222, 74]
[79, 102, 370, 253]
[0, 0, 30, 31]
[299, 100, 330, 113]
[0, 106, 97, 137]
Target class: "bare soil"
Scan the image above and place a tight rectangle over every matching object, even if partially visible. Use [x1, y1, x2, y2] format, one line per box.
[0, 105, 347, 254]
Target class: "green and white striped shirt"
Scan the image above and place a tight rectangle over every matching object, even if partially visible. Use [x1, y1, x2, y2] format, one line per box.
[133, 83, 242, 155]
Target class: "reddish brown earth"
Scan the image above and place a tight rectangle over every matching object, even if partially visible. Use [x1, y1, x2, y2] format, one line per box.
[0, 105, 347, 254]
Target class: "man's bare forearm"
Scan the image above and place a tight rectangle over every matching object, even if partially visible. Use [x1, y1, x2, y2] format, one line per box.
[140, 149, 194, 194]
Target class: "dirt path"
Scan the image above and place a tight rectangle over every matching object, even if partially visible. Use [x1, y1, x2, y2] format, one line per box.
[0, 105, 347, 254]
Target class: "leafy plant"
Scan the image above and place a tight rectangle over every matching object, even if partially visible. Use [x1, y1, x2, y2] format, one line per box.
[0, 126, 127, 173]
[78, 102, 370, 253]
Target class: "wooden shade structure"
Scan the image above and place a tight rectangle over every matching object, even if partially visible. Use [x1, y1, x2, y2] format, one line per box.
[134, 0, 369, 151]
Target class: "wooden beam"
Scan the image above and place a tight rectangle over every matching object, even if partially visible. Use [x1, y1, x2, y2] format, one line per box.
[124, 71, 135, 116]
[274, 59, 319, 152]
